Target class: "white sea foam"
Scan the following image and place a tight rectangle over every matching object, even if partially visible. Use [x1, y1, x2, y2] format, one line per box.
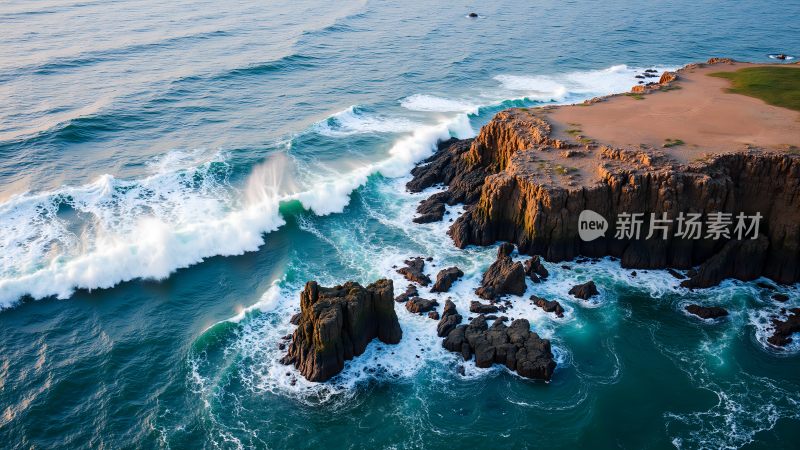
[399, 94, 479, 113]
[312, 105, 420, 137]
[493, 64, 675, 103]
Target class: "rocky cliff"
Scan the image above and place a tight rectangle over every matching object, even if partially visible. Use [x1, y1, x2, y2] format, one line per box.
[281, 279, 402, 382]
[408, 110, 800, 287]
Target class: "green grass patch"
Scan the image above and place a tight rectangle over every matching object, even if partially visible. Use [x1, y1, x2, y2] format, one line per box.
[625, 93, 645, 100]
[578, 137, 594, 144]
[554, 165, 575, 175]
[663, 138, 685, 148]
[565, 128, 582, 136]
[709, 67, 800, 111]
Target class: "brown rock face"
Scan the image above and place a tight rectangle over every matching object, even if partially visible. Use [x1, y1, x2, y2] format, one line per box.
[475, 243, 527, 299]
[768, 308, 800, 347]
[443, 315, 556, 381]
[685, 304, 729, 319]
[431, 266, 464, 293]
[281, 280, 402, 382]
[409, 107, 800, 288]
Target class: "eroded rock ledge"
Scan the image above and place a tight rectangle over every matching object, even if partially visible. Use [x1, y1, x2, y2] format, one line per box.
[281, 280, 402, 382]
[408, 98, 800, 288]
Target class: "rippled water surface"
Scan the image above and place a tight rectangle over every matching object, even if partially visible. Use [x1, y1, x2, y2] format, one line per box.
[1, 0, 799, 448]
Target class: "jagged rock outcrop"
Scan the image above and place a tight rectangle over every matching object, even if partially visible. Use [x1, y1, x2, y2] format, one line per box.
[431, 266, 464, 292]
[281, 280, 402, 382]
[531, 295, 564, 318]
[768, 308, 800, 347]
[407, 102, 800, 288]
[442, 315, 556, 381]
[397, 257, 432, 286]
[524, 255, 548, 282]
[569, 281, 599, 300]
[475, 243, 527, 299]
[685, 304, 729, 319]
[436, 299, 462, 337]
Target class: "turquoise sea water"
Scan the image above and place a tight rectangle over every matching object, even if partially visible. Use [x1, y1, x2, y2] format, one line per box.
[1, 0, 800, 448]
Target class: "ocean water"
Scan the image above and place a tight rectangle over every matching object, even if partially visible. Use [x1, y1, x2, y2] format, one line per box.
[1, 0, 800, 448]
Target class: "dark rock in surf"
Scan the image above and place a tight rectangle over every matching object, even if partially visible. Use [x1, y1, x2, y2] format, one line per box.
[768, 308, 800, 347]
[413, 193, 447, 223]
[437, 299, 463, 337]
[397, 257, 432, 286]
[428, 311, 440, 320]
[405, 297, 439, 314]
[395, 284, 419, 303]
[524, 255, 549, 282]
[569, 280, 599, 300]
[432, 266, 465, 293]
[475, 243, 527, 300]
[281, 279, 402, 382]
[443, 315, 556, 381]
[531, 295, 564, 318]
[470, 300, 499, 314]
[772, 293, 789, 302]
[685, 304, 729, 320]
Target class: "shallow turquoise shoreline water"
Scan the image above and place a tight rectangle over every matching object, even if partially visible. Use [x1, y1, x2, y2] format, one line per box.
[1, 0, 799, 448]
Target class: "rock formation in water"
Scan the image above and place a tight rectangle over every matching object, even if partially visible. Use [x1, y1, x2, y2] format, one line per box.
[768, 308, 800, 347]
[531, 295, 564, 318]
[475, 243, 527, 299]
[524, 255, 549, 282]
[431, 266, 464, 292]
[281, 279, 402, 382]
[406, 91, 800, 288]
[405, 296, 439, 314]
[569, 281, 599, 300]
[442, 315, 556, 381]
[397, 257, 432, 286]
[685, 304, 729, 319]
[437, 299, 463, 337]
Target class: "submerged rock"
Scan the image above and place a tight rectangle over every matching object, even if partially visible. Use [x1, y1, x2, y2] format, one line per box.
[531, 295, 564, 318]
[431, 266, 464, 293]
[397, 257, 432, 286]
[768, 308, 800, 347]
[569, 281, 599, 300]
[281, 279, 402, 382]
[685, 304, 729, 319]
[475, 243, 526, 299]
[443, 315, 556, 381]
[772, 293, 789, 302]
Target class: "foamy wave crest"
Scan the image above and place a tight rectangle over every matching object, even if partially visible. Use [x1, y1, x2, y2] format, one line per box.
[493, 64, 675, 102]
[313, 105, 420, 137]
[0, 153, 286, 306]
[399, 94, 479, 113]
[0, 111, 474, 307]
[292, 113, 474, 214]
